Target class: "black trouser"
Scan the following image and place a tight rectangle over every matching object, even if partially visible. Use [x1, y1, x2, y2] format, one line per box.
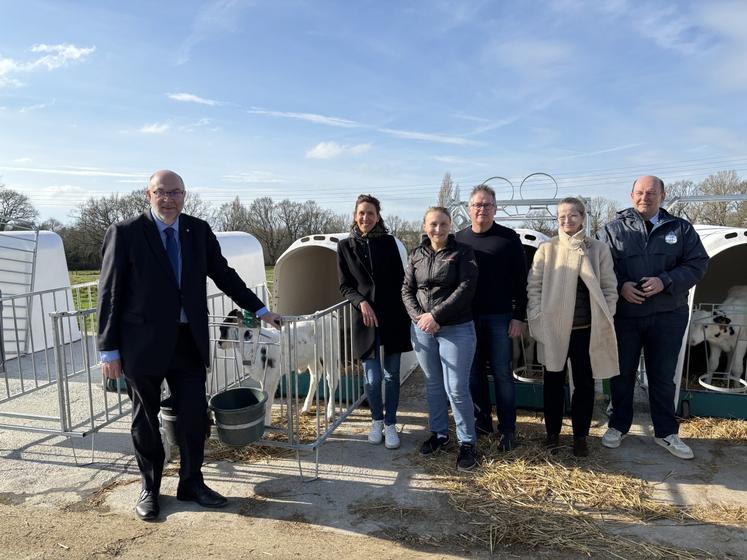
[543, 327, 594, 438]
[609, 308, 688, 438]
[125, 324, 207, 493]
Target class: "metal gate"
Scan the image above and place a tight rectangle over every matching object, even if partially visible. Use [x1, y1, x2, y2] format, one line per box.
[209, 298, 363, 481]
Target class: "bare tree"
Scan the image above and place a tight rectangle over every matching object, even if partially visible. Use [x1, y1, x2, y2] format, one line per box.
[387, 214, 423, 252]
[522, 210, 556, 237]
[437, 172, 456, 206]
[697, 170, 747, 227]
[587, 196, 620, 234]
[246, 197, 286, 265]
[38, 217, 64, 232]
[215, 197, 251, 232]
[0, 184, 39, 229]
[664, 179, 702, 222]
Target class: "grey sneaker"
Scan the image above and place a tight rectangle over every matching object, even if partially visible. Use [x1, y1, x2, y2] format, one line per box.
[655, 434, 694, 460]
[368, 420, 384, 444]
[383, 424, 400, 449]
[601, 427, 624, 449]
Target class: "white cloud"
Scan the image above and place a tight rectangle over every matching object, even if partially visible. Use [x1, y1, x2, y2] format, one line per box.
[177, 0, 251, 65]
[248, 107, 361, 128]
[631, 5, 706, 56]
[378, 127, 477, 146]
[483, 38, 574, 79]
[180, 118, 214, 132]
[19, 99, 55, 113]
[29, 43, 96, 68]
[0, 164, 146, 179]
[433, 155, 485, 166]
[140, 122, 169, 134]
[0, 43, 95, 88]
[222, 171, 287, 184]
[13, 157, 32, 163]
[305, 141, 372, 160]
[556, 143, 642, 160]
[41, 184, 87, 195]
[167, 92, 220, 106]
[698, 1, 747, 90]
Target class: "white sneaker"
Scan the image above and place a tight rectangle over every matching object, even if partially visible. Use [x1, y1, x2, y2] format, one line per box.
[368, 420, 384, 444]
[384, 424, 400, 449]
[602, 427, 624, 449]
[655, 434, 694, 460]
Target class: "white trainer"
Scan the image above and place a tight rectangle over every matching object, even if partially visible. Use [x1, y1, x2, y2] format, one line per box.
[601, 427, 624, 449]
[383, 424, 400, 449]
[655, 434, 694, 460]
[368, 419, 384, 444]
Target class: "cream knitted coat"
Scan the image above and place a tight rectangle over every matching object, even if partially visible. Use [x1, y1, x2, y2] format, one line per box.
[526, 229, 620, 379]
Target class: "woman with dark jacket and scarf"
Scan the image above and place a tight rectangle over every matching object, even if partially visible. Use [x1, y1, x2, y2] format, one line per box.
[338, 194, 412, 449]
[402, 207, 479, 471]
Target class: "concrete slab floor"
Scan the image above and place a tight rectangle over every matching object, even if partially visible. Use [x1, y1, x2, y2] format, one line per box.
[0, 371, 745, 559]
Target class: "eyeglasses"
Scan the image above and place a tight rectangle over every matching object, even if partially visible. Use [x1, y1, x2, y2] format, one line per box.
[470, 203, 495, 210]
[151, 189, 185, 199]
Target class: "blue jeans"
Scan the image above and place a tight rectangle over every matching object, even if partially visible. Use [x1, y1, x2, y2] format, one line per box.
[411, 321, 477, 445]
[362, 338, 401, 426]
[470, 313, 516, 434]
[610, 307, 689, 438]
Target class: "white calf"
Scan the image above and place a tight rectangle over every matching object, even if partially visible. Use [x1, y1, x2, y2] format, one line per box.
[689, 286, 747, 378]
[218, 310, 339, 425]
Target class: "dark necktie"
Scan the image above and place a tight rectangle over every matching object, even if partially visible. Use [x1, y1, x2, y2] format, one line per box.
[164, 227, 179, 278]
[645, 220, 653, 234]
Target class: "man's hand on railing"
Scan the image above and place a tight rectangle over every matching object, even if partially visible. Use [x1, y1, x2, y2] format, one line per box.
[259, 310, 282, 329]
[101, 359, 123, 379]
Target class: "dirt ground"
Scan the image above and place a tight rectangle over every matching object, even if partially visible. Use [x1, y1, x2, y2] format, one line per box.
[1, 371, 745, 560]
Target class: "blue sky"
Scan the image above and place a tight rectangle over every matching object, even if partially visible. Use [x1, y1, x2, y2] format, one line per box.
[1, 0, 746, 223]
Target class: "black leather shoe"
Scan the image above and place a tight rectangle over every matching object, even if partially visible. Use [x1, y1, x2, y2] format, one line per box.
[135, 489, 160, 521]
[176, 483, 228, 508]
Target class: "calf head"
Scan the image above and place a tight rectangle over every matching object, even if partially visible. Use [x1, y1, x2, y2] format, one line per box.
[218, 309, 260, 350]
[689, 309, 737, 348]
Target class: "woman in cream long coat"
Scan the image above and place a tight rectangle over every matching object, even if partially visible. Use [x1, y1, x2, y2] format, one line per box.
[527, 197, 619, 457]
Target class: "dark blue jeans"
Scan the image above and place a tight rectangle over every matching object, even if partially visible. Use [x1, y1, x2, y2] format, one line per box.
[469, 313, 516, 435]
[609, 307, 689, 438]
[362, 337, 401, 426]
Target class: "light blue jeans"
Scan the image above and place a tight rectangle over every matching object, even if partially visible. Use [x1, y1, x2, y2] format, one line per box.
[411, 321, 477, 445]
[363, 338, 401, 426]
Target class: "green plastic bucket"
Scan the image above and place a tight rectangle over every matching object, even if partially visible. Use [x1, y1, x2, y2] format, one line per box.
[159, 396, 178, 447]
[208, 388, 267, 447]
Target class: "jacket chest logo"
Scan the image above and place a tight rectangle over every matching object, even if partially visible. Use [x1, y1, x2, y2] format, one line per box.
[665, 232, 678, 244]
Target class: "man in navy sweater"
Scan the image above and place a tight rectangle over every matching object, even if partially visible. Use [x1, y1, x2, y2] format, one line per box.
[456, 184, 528, 451]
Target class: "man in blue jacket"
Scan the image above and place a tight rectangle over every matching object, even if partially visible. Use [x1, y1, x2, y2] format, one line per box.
[597, 175, 708, 459]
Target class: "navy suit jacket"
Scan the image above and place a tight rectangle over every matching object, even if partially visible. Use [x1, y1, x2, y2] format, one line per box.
[96, 211, 264, 376]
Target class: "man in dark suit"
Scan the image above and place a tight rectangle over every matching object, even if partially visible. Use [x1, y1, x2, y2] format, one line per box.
[97, 169, 281, 521]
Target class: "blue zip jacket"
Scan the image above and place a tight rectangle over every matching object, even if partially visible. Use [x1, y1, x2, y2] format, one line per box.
[597, 207, 709, 318]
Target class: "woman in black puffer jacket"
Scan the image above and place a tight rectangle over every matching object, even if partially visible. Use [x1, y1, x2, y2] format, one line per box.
[338, 194, 412, 450]
[402, 206, 479, 471]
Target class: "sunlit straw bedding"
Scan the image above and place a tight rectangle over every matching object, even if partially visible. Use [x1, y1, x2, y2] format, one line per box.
[204, 407, 746, 558]
[417, 413, 747, 559]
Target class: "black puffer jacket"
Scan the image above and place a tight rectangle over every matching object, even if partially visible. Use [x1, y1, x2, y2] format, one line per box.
[337, 232, 412, 360]
[401, 234, 478, 326]
[597, 208, 709, 318]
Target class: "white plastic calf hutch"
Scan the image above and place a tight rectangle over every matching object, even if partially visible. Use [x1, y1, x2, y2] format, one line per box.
[677, 225, 747, 419]
[207, 231, 270, 391]
[273, 232, 419, 379]
[0, 229, 93, 440]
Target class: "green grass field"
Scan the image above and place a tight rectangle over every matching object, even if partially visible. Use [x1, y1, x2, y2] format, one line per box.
[68, 267, 275, 311]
